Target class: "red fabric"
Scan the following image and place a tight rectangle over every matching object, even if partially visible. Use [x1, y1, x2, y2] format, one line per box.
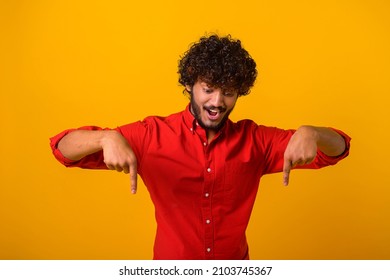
[50, 105, 351, 259]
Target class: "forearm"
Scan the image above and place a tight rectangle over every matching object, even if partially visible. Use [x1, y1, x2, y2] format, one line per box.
[298, 125, 346, 156]
[57, 130, 117, 161]
[54, 128, 138, 193]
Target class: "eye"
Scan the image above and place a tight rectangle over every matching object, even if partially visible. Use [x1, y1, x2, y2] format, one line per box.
[203, 87, 213, 94]
[224, 91, 236, 97]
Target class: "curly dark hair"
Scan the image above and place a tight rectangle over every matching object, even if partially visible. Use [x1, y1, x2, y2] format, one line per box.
[178, 34, 257, 96]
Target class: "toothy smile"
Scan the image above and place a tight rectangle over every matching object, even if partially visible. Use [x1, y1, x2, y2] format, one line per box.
[208, 108, 218, 116]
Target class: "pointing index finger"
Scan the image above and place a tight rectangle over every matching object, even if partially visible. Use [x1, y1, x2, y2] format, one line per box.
[283, 159, 292, 186]
[129, 164, 138, 194]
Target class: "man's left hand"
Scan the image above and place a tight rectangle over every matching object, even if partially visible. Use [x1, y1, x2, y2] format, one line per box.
[283, 126, 319, 186]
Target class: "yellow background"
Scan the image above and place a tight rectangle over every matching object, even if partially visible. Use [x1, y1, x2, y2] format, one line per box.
[1, 0, 389, 259]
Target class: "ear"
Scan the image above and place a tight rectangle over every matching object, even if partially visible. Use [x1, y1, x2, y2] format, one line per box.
[185, 85, 192, 94]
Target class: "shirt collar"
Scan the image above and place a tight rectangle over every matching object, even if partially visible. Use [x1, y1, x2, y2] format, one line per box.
[183, 104, 197, 133]
[183, 104, 196, 129]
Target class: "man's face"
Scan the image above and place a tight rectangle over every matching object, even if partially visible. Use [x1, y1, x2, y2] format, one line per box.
[187, 80, 238, 132]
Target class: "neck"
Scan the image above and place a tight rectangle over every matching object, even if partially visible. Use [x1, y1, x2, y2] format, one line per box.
[207, 130, 216, 143]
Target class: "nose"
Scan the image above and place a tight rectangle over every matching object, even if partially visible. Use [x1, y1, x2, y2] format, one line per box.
[210, 90, 225, 107]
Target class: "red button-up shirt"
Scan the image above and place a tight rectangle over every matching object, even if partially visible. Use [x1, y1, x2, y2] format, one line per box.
[50, 105, 351, 259]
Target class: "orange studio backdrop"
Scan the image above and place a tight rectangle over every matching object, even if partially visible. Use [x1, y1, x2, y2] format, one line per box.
[1, 0, 389, 259]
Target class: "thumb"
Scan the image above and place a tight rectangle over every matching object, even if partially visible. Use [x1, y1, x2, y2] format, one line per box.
[283, 158, 292, 186]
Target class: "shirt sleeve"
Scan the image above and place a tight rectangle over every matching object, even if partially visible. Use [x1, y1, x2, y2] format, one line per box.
[116, 120, 152, 171]
[258, 126, 351, 175]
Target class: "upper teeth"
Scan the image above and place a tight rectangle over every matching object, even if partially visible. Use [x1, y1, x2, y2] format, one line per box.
[210, 109, 217, 113]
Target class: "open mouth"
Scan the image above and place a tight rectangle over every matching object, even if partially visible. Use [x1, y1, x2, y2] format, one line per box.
[205, 107, 225, 121]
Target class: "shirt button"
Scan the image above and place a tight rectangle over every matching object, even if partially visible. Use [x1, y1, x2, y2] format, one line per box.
[190, 128, 193, 132]
[206, 248, 211, 252]
[206, 219, 211, 224]
[207, 168, 211, 173]
[205, 193, 209, 198]
[203, 142, 207, 146]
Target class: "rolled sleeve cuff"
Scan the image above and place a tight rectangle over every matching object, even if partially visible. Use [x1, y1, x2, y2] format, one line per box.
[49, 128, 78, 166]
[316, 128, 351, 165]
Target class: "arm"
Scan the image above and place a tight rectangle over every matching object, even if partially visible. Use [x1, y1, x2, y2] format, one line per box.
[283, 125, 347, 186]
[57, 130, 138, 194]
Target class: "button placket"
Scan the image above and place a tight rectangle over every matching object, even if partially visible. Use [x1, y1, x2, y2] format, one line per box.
[203, 144, 214, 259]
[196, 130, 215, 259]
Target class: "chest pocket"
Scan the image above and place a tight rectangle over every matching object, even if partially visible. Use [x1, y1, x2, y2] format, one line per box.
[223, 160, 262, 204]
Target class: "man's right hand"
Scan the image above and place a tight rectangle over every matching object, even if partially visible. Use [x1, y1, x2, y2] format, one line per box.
[58, 129, 138, 194]
[101, 130, 138, 194]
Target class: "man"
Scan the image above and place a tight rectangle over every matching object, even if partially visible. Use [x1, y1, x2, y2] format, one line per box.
[50, 34, 351, 260]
